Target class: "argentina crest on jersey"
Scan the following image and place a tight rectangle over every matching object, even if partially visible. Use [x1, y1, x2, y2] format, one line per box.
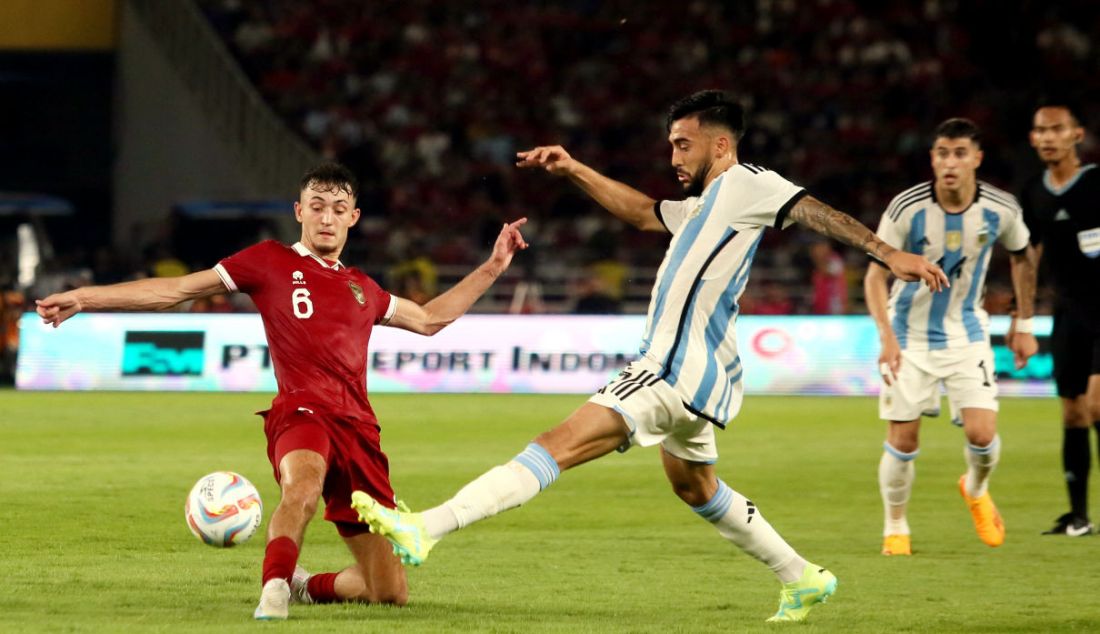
[945, 230, 962, 251]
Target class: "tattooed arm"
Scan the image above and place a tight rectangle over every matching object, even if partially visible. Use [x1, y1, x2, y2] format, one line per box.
[788, 195, 949, 291]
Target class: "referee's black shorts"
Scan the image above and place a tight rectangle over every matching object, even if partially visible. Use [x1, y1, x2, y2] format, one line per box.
[1051, 302, 1100, 398]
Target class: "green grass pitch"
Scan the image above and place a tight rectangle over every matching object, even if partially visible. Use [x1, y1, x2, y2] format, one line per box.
[2, 390, 1099, 632]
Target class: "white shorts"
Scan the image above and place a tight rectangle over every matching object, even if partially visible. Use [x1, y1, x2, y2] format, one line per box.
[589, 360, 717, 464]
[879, 343, 999, 421]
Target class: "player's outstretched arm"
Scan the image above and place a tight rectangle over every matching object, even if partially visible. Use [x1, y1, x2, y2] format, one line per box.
[864, 263, 901, 385]
[788, 195, 950, 292]
[387, 218, 528, 336]
[34, 269, 229, 328]
[516, 145, 664, 232]
[1007, 246, 1039, 369]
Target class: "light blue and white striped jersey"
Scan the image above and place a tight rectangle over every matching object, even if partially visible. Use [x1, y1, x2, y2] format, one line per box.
[875, 181, 1029, 350]
[640, 163, 806, 427]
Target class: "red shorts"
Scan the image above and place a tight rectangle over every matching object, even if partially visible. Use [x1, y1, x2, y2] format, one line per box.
[261, 401, 395, 536]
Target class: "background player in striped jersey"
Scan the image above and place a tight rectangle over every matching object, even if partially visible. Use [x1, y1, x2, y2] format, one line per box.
[1019, 102, 1100, 536]
[865, 118, 1038, 556]
[353, 90, 947, 623]
[34, 162, 529, 620]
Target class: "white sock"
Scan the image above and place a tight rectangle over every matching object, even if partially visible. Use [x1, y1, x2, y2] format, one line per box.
[692, 479, 807, 583]
[422, 443, 557, 540]
[879, 443, 917, 536]
[964, 435, 1000, 498]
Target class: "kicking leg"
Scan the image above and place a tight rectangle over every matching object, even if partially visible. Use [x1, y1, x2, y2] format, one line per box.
[351, 402, 630, 564]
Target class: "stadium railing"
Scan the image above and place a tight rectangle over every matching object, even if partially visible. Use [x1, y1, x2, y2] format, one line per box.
[126, 0, 320, 193]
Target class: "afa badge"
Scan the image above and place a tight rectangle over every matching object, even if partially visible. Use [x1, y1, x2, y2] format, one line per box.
[945, 230, 962, 251]
[348, 281, 365, 305]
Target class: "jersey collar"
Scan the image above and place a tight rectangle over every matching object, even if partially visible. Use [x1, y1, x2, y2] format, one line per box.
[1043, 163, 1096, 196]
[931, 181, 979, 215]
[292, 242, 344, 270]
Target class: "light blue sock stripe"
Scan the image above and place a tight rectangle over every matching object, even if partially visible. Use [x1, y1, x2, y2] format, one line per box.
[967, 435, 1000, 455]
[692, 479, 734, 523]
[513, 443, 560, 490]
[883, 442, 919, 462]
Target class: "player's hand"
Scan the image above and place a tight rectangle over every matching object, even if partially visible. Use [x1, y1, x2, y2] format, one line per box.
[35, 290, 83, 328]
[884, 251, 950, 292]
[487, 218, 529, 272]
[878, 336, 902, 386]
[516, 146, 576, 176]
[1009, 331, 1038, 370]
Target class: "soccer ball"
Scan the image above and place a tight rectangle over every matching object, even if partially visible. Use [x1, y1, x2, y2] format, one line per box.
[185, 471, 263, 547]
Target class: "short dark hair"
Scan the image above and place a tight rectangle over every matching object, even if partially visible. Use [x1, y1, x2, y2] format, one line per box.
[666, 90, 746, 140]
[299, 161, 359, 199]
[933, 118, 981, 146]
[1036, 97, 1085, 127]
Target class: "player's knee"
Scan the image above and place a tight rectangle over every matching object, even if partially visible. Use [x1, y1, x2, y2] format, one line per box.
[966, 427, 996, 448]
[368, 586, 408, 606]
[280, 482, 322, 515]
[1087, 400, 1100, 424]
[351, 578, 407, 605]
[1062, 406, 1091, 428]
[886, 423, 919, 454]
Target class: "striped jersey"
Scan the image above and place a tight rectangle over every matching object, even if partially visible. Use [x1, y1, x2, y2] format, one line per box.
[641, 163, 806, 426]
[875, 181, 1029, 350]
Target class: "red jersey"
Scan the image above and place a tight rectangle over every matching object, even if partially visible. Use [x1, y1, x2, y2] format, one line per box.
[214, 241, 395, 419]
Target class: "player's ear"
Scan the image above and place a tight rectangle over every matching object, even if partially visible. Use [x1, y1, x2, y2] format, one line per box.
[1075, 127, 1085, 143]
[974, 148, 984, 168]
[350, 207, 361, 227]
[293, 201, 304, 223]
[714, 134, 730, 158]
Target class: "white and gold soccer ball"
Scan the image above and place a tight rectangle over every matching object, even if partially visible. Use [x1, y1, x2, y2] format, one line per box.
[185, 471, 263, 547]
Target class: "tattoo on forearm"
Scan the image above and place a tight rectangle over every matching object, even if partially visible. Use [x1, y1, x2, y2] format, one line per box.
[789, 196, 894, 259]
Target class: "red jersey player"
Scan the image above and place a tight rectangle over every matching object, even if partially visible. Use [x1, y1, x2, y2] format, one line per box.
[35, 162, 529, 619]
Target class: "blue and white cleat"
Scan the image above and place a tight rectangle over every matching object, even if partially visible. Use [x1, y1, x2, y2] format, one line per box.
[351, 491, 437, 566]
[766, 564, 838, 623]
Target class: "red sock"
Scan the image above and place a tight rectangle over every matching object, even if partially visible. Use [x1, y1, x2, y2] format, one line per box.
[261, 536, 299, 586]
[306, 572, 340, 603]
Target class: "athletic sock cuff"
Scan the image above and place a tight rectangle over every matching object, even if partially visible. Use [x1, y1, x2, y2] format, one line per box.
[967, 435, 1000, 455]
[513, 443, 560, 490]
[261, 536, 299, 586]
[692, 478, 734, 523]
[883, 442, 919, 462]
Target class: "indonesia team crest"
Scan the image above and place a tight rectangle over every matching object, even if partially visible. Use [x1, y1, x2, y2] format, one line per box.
[348, 281, 365, 305]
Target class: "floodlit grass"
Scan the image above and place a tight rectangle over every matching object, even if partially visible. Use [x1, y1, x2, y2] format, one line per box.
[1, 390, 1098, 632]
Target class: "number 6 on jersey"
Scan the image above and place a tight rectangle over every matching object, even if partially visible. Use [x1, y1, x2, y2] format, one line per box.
[292, 288, 314, 319]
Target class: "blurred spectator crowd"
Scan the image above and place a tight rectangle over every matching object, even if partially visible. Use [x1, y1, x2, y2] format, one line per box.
[2, 0, 1099, 382]
[193, 0, 1097, 313]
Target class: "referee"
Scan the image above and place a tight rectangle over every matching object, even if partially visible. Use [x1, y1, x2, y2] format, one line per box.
[1019, 102, 1100, 536]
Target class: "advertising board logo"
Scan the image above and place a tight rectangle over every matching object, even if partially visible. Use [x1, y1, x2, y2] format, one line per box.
[122, 331, 205, 376]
